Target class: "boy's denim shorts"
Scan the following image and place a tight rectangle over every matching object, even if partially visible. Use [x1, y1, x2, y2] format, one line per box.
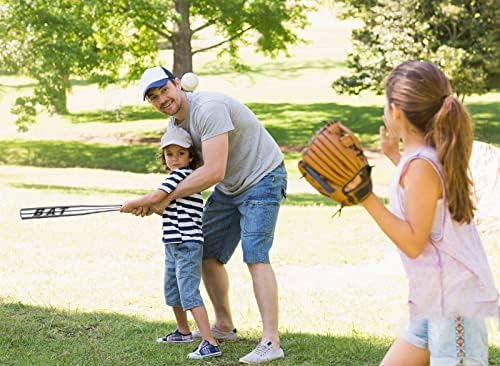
[163, 240, 204, 311]
[202, 163, 287, 264]
[402, 317, 488, 365]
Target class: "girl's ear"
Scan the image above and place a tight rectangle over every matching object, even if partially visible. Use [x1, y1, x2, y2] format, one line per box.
[390, 103, 402, 121]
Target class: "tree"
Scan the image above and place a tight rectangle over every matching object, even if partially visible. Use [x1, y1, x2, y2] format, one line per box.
[0, 0, 156, 130]
[333, 0, 500, 98]
[0, 0, 312, 131]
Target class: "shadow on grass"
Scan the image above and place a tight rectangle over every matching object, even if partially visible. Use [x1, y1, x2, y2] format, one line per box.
[2, 302, 499, 365]
[66, 101, 500, 147]
[0, 140, 163, 174]
[0, 301, 392, 366]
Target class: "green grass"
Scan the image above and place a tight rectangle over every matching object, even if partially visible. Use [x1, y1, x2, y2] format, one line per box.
[2, 302, 500, 366]
[0, 302, 394, 366]
[1, 99, 498, 178]
[65, 100, 500, 148]
[0, 140, 163, 173]
[1, 7, 499, 365]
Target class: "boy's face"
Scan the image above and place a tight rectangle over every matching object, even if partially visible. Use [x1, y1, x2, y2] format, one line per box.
[163, 144, 192, 170]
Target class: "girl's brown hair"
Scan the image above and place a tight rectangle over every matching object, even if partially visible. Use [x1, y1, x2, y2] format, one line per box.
[156, 145, 201, 171]
[385, 61, 474, 223]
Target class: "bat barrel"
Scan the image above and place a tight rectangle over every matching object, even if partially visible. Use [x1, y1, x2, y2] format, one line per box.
[20, 204, 122, 220]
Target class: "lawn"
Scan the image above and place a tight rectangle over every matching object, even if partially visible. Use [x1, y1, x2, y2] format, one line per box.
[1, 6, 499, 366]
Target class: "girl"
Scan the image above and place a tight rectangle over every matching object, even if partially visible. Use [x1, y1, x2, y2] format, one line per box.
[361, 61, 498, 365]
[121, 127, 221, 360]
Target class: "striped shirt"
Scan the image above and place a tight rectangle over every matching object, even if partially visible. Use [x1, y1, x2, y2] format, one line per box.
[158, 168, 203, 244]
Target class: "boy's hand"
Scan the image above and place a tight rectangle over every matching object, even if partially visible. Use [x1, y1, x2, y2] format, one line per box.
[120, 200, 136, 213]
[132, 206, 154, 217]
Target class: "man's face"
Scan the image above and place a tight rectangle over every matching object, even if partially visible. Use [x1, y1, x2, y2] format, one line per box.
[146, 79, 182, 116]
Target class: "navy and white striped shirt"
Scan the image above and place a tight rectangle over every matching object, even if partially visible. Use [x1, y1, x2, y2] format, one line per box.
[158, 168, 203, 244]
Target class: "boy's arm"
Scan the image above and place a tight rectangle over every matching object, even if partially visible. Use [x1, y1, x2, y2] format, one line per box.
[151, 134, 228, 214]
[121, 190, 168, 213]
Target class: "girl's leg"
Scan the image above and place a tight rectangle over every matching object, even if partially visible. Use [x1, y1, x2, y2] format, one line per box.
[380, 338, 430, 366]
[172, 306, 190, 334]
[191, 305, 218, 345]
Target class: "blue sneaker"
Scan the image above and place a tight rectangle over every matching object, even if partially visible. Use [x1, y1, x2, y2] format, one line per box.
[188, 339, 222, 359]
[157, 329, 194, 343]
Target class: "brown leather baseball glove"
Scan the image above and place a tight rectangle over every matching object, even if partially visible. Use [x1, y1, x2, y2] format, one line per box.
[298, 120, 372, 207]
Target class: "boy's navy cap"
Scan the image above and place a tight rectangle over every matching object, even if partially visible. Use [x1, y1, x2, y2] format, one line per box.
[140, 66, 175, 100]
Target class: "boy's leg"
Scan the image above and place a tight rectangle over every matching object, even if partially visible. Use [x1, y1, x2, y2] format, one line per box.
[172, 306, 190, 335]
[191, 306, 218, 345]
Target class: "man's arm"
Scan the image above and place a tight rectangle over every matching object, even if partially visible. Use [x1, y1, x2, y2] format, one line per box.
[152, 133, 228, 212]
[121, 190, 168, 213]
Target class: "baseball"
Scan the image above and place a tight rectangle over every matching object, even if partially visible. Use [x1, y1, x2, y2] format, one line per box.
[181, 72, 199, 92]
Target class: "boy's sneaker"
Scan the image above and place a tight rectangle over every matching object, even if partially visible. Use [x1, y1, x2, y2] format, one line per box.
[239, 341, 284, 364]
[187, 339, 222, 359]
[156, 329, 194, 343]
[192, 324, 238, 341]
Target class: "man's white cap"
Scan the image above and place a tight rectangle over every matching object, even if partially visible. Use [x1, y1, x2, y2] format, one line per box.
[140, 66, 175, 100]
[160, 127, 192, 149]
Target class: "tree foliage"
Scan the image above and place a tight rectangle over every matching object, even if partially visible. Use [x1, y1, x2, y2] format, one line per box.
[333, 0, 500, 98]
[0, 0, 312, 130]
[0, 0, 156, 130]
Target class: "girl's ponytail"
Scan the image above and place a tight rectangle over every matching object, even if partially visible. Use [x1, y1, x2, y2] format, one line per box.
[386, 61, 477, 224]
[428, 95, 475, 223]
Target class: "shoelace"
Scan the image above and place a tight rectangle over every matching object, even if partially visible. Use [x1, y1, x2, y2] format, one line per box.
[253, 343, 272, 356]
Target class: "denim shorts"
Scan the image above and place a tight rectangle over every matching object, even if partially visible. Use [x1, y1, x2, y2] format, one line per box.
[202, 163, 287, 264]
[401, 317, 488, 365]
[163, 240, 204, 311]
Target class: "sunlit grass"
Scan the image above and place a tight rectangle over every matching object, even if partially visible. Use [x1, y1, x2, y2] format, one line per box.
[0, 302, 395, 366]
[0, 6, 499, 365]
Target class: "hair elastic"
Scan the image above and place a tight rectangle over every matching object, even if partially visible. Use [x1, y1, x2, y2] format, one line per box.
[440, 95, 449, 105]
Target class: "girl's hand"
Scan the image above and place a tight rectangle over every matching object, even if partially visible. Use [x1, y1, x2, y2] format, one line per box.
[380, 120, 401, 165]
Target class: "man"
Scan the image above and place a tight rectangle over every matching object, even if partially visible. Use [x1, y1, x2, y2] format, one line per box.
[139, 66, 287, 364]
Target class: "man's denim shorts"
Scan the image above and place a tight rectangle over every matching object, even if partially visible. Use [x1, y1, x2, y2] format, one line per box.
[402, 317, 488, 365]
[202, 163, 287, 264]
[163, 240, 204, 311]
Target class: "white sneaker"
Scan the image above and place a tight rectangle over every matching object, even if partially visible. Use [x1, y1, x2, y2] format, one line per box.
[192, 324, 238, 341]
[239, 341, 285, 364]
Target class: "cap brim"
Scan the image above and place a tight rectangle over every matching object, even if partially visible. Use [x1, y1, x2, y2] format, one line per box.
[160, 140, 191, 149]
[143, 78, 169, 100]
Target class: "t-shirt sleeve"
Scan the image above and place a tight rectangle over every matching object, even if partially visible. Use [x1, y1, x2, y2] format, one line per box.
[158, 170, 187, 193]
[195, 101, 235, 141]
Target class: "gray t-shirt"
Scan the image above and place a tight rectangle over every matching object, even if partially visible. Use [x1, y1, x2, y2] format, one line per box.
[168, 92, 283, 195]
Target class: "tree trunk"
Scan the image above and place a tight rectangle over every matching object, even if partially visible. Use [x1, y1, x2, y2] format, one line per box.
[172, 0, 193, 77]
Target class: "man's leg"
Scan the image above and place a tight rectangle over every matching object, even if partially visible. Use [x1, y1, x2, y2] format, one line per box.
[201, 258, 235, 332]
[238, 164, 287, 363]
[247, 262, 279, 346]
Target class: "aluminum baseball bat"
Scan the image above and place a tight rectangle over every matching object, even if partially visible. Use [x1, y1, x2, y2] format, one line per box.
[20, 204, 122, 220]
